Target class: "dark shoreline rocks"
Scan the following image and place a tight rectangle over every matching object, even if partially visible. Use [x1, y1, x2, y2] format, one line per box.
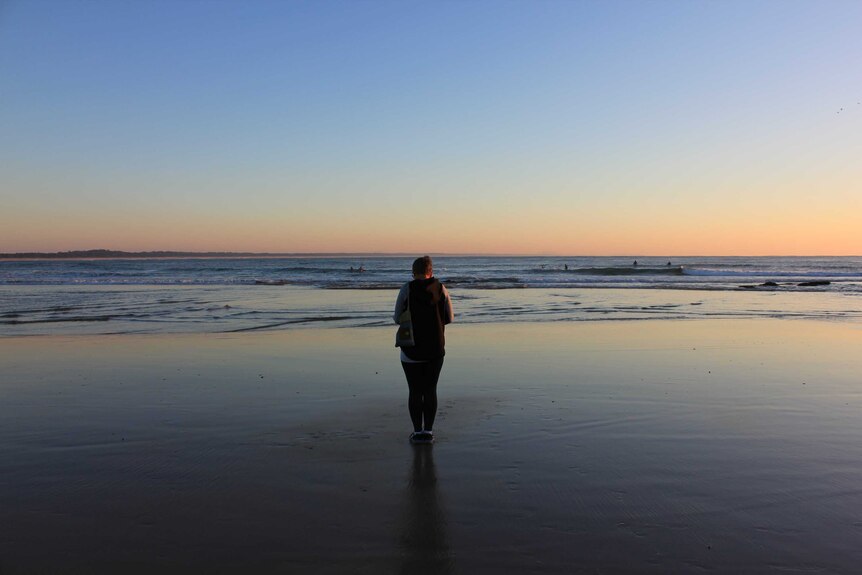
[740, 280, 832, 289]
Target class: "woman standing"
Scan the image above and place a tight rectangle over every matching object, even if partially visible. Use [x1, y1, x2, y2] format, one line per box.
[393, 256, 454, 443]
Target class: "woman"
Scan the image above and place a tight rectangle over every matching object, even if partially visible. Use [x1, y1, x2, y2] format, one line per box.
[393, 256, 454, 443]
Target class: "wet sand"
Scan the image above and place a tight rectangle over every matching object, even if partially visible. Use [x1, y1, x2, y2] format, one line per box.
[2, 319, 861, 573]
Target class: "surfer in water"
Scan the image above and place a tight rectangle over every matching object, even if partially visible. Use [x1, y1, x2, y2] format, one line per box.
[393, 256, 454, 444]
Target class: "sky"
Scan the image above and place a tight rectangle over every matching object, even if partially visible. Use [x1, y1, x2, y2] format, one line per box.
[1, 0, 860, 255]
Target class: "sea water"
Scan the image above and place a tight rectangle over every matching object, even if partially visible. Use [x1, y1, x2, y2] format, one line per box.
[1, 256, 861, 335]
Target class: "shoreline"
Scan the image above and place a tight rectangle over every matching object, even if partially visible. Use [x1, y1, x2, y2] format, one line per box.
[3, 285, 861, 338]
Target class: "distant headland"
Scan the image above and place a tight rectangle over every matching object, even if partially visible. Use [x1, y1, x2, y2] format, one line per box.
[0, 249, 449, 260]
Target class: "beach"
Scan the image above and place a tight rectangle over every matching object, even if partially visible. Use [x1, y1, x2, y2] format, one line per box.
[5, 0, 861, 570]
[2, 319, 861, 573]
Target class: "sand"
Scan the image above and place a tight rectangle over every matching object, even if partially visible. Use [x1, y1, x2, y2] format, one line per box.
[2, 319, 861, 573]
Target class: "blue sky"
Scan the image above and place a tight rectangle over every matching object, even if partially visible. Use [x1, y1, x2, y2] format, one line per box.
[1, 0, 860, 254]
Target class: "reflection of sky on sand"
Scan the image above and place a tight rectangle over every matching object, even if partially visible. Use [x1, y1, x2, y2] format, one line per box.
[2, 320, 862, 572]
[397, 446, 453, 575]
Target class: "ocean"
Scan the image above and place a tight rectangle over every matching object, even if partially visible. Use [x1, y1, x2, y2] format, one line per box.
[2, 256, 861, 335]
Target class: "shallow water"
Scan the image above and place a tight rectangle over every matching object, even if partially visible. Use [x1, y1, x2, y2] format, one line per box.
[2, 284, 861, 336]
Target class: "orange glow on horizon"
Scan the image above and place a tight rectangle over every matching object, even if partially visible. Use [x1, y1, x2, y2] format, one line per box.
[3, 207, 860, 256]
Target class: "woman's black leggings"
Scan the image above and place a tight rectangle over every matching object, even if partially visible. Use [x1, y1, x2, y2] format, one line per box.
[401, 358, 444, 432]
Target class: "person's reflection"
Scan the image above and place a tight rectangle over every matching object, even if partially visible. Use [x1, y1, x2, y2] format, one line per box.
[397, 445, 453, 574]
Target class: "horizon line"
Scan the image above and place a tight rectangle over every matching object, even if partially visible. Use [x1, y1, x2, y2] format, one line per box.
[1, 249, 858, 259]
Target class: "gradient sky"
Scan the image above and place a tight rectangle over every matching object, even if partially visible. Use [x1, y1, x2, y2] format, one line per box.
[1, 0, 860, 255]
